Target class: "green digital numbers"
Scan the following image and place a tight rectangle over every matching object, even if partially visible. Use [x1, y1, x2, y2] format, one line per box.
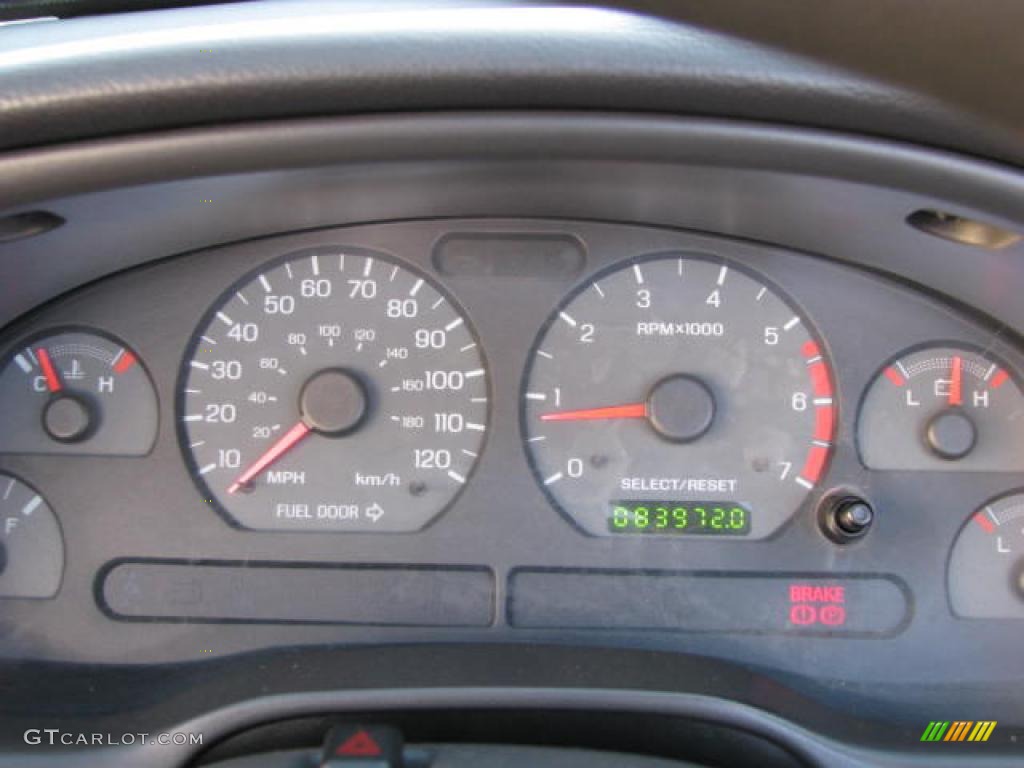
[608, 502, 749, 535]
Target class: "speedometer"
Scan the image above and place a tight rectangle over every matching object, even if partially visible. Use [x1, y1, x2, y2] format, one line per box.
[179, 248, 488, 532]
[522, 254, 835, 539]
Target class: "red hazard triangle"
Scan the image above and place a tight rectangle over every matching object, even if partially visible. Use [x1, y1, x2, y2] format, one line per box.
[335, 730, 382, 757]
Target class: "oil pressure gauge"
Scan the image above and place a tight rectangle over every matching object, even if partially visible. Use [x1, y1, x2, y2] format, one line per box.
[858, 345, 1024, 471]
[0, 329, 158, 456]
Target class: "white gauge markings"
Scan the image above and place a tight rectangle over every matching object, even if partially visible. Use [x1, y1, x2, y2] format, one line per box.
[180, 252, 488, 532]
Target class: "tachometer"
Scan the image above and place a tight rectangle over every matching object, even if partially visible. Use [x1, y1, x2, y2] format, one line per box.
[179, 248, 488, 532]
[522, 254, 835, 539]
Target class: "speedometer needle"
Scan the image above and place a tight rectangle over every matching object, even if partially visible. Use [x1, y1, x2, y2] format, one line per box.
[540, 403, 647, 422]
[949, 355, 963, 406]
[227, 421, 311, 494]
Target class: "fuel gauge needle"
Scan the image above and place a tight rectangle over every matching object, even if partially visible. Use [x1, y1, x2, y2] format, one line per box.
[540, 403, 647, 422]
[949, 355, 963, 407]
[227, 421, 311, 494]
[36, 348, 62, 393]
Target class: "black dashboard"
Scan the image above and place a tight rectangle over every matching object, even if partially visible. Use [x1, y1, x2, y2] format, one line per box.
[1, 3, 1024, 768]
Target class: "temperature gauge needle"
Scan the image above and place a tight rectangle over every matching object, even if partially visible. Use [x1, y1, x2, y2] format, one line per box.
[36, 348, 62, 393]
[949, 355, 963, 407]
[227, 421, 311, 494]
[540, 403, 647, 422]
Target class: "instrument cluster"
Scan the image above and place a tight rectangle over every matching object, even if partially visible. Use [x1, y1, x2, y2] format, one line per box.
[1, 218, 1022, 661]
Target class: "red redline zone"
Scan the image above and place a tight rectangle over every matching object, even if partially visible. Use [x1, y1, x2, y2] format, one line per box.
[813, 406, 835, 443]
[883, 367, 906, 386]
[973, 513, 995, 534]
[113, 350, 137, 374]
[800, 340, 834, 485]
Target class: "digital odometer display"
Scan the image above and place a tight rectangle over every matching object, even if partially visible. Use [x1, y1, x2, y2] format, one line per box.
[522, 254, 835, 539]
[179, 247, 489, 532]
[609, 502, 750, 535]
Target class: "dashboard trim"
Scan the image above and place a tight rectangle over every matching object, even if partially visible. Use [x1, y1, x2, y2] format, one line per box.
[0, 114, 1021, 336]
[1, 115, 1023, 767]
[22, 685, 1011, 768]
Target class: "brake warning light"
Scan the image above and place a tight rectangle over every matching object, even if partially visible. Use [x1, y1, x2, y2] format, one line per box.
[788, 583, 847, 627]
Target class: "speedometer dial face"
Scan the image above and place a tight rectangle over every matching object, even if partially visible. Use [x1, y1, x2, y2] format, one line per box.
[179, 248, 488, 532]
[522, 255, 835, 539]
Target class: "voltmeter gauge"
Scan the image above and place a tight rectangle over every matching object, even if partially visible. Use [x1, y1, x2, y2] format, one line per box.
[0, 329, 158, 456]
[858, 345, 1024, 471]
[949, 492, 1024, 619]
[0, 474, 63, 599]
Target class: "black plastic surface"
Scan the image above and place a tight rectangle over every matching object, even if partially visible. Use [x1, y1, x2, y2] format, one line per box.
[0, 218, 1021, 708]
[1, 0, 1023, 761]
[1, 1, 1023, 167]
[0, 211, 64, 244]
[508, 570, 908, 636]
[203, 742, 706, 768]
[1, 116, 1022, 337]
[101, 561, 494, 626]
[0, 115, 1021, 767]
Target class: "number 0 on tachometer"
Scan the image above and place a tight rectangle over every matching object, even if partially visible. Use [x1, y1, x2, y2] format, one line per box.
[179, 248, 488, 532]
[522, 255, 834, 538]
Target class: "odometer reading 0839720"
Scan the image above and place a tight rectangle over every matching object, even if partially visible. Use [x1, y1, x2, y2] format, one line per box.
[180, 248, 488, 532]
[523, 255, 835, 539]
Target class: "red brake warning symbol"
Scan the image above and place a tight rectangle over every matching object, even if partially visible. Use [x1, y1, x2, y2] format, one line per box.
[336, 730, 382, 757]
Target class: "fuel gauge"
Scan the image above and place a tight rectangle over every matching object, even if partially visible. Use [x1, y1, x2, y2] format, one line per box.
[0, 329, 158, 456]
[858, 345, 1024, 471]
[0, 474, 63, 599]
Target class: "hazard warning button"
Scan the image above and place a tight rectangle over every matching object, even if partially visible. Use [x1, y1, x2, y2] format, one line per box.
[321, 724, 403, 768]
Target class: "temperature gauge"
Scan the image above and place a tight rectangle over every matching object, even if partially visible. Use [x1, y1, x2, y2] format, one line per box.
[0, 329, 158, 456]
[858, 345, 1024, 471]
[0, 474, 63, 599]
[949, 492, 1024, 619]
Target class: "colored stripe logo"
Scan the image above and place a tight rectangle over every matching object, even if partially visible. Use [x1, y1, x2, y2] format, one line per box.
[920, 721, 996, 742]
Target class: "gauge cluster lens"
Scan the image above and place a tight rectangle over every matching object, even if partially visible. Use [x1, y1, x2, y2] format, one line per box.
[522, 255, 835, 539]
[858, 345, 1024, 470]
[180, 248, 488, 532]
[0, 330, 157, 456]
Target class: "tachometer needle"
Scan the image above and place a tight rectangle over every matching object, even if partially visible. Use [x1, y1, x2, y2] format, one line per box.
[36, 348, 62, 393]
[540, 403, 647, 422]
[227, 421, 311, 494]
[949, 355, 963, 407]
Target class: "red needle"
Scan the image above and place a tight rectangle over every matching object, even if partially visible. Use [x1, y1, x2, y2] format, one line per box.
[540, 403, 647, 422]
[949, 355, 963, 406]
[227, 421, 311, 494]
[36, 348, 62, 393]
